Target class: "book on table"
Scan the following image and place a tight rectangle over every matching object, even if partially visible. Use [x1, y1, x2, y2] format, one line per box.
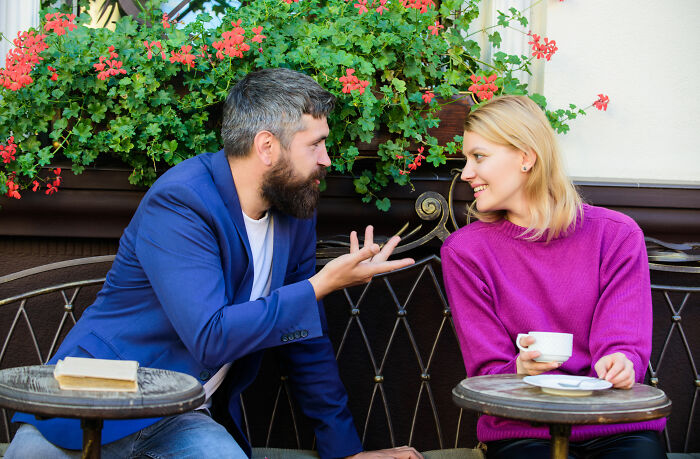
[53, 356, 139, 392]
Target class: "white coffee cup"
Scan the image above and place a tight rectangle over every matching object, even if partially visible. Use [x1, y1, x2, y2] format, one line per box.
[516, 331, 573, 363]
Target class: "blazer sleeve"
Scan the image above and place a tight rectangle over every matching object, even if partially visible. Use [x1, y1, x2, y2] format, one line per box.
[276, 217, 363, 459]
[134, 182, 323, 368]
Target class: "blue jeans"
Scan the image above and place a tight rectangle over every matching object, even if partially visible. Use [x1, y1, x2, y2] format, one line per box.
[4, 410, 247, 458]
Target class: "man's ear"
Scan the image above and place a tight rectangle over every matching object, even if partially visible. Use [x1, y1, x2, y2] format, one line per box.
[252, 131, 277, 166]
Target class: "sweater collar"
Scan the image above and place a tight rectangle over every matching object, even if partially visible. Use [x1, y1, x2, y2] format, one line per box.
[492, 204, 586, 242]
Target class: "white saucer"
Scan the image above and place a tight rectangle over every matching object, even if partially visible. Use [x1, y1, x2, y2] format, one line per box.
[523, 375, 612, 396]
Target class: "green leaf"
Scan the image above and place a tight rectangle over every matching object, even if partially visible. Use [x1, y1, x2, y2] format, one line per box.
[63, 102, 81, 119]
[375, 197, 391, 212]
[496, 11, 509, 28]
[37, 146, 53, 166]
[53, 118, 68, 132]
[153, 90, 172, 106]
[529, 93, 547, 110]
[72, 120, 93, 142]
[114, 16, 138, 36]
[488, 31, 502, 48]
[353, 175, 370, 194]
[426, 146, 446, 166]
[391, 78, 406, 93]
[88, 103, 108, 123]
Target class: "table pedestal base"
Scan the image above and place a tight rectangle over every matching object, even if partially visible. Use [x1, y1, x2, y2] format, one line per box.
[81, 419, 103, 459]
[549, 424, 571, 459]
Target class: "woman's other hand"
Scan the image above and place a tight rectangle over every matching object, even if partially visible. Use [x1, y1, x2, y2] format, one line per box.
[595, 352, 635, 389]
[515, 334, 561, 376]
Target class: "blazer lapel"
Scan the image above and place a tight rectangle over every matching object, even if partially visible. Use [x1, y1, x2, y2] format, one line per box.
[210, 149, 254, 300]
[270, 210, 290, 289]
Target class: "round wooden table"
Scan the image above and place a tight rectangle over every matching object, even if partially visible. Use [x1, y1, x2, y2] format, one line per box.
[0, 365, 205, 459]
[452, 374, 671, 459]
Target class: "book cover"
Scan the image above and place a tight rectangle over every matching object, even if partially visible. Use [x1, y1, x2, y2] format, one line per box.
[53, 356, 139, 392]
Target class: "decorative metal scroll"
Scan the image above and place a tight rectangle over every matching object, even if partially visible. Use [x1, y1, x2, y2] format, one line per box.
[317, 173, 466, 265]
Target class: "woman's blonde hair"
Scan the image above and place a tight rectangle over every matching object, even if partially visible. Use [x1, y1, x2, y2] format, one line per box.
[463, 95, 582, 241]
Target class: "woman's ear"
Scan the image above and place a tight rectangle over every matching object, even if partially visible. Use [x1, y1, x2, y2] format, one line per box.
[520, 148, 537, 172]
[252, 131, 276, 166]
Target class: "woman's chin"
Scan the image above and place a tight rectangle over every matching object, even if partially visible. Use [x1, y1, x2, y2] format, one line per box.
[474, 200, 490, 212]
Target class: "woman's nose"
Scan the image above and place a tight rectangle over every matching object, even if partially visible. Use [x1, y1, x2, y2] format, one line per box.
[461, 162, 475, 182]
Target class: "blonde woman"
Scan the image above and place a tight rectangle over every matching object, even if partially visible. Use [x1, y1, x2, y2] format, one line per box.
[441, 95, 666, 458]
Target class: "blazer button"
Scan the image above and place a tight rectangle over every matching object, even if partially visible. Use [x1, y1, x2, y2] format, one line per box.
[282, 335, 288, 342]
[301, 330, 308, 338]
[294, 331, 301, 339]
[199, 370, 211, 381]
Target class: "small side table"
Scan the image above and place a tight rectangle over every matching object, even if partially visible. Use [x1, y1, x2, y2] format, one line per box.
[0, 365, 205, 459]
[452, 374, 671, 459]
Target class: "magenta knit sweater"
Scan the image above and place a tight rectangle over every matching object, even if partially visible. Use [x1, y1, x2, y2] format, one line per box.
[440, 204, 665, 442]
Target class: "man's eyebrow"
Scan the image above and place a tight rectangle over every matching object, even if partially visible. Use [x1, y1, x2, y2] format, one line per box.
[311, 134, 328, 143]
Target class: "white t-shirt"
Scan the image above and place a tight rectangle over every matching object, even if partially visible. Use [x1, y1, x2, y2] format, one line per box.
[200, 210, 274, 408]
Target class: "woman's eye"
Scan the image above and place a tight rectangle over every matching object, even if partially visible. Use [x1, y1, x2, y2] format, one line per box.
[473, 153, 484, 160]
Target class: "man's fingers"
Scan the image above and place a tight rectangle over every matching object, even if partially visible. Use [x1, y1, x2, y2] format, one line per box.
[350, 231, 359, 253]
[374, 235, 401, 262]
[378, 446, 423, 459]
[365, 258, 414, 276]
[364, 225, 374, 250]
[348, 243, 381, 264]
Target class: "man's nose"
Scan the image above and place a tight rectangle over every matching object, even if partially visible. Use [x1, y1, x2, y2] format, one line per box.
[318, 144, 331, 167]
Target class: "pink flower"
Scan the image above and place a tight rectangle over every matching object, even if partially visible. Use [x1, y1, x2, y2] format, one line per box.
[376, 0, 388, 14]
[251, 26, 266, 44]
[428, 20, 444, 36]
[593, 94, 609, 111]
[339, 68, 370, 94]
[422, 91, 434, 104]
[354, 0, 369, 15]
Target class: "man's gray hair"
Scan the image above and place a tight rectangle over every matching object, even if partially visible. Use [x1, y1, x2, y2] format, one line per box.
[222, 68, 336, 157]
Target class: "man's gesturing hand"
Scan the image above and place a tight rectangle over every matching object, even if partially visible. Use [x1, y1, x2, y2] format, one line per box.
[309, 226, 415, 300]
[346, 446, 424, 459]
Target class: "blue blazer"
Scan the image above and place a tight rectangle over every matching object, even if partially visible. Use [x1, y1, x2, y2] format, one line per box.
[13, 150, 362, 459]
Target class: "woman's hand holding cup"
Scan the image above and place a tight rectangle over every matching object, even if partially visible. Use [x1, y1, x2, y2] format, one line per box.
[515, 332, 573, 376]
[515, 334, 561, 376]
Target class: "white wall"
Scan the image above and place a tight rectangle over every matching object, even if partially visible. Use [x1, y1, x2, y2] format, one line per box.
[542, 0, 700, 183]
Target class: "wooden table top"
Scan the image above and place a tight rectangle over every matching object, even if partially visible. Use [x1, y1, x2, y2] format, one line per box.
[0, 365, 205, 420]
[452, 374, 671, 425]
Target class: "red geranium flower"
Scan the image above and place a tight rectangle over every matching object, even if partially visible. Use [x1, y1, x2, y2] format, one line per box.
[339, 68, 370, 94]
[428, 20, 444, 36]
[593, 94, 609, 111]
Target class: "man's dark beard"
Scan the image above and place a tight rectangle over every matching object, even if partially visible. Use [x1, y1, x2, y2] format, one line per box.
[261, 154, 326, 219]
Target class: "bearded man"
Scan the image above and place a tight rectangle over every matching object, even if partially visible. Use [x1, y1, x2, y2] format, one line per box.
[7, 68, 420, 459]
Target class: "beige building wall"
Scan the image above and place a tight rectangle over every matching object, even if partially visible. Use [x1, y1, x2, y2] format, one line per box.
[542, 0, 700, 183]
